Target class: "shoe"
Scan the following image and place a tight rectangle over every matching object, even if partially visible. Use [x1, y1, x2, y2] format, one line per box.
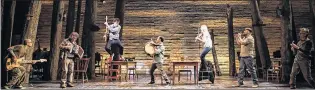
[60, 84, 66, 88]
[15, 86, 26, 89]
[252, 84, 259, 88]
[165, 82, 171, 86]
[67, 83, 74, 87]
[148, 81, 155, 84]
[232, 83, 244, 87]
[290, 85, 296, 89]
[3, 85, 12, 89]
[210, 79, 214, 84]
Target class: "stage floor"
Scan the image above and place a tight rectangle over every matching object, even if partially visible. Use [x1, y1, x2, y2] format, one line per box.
[28, 75, 313, 89]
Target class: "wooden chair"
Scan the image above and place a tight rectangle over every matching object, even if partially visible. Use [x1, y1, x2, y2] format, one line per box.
[178, 67, 192, 82]
[74, 58, 90, 84]
[102, 57, 110, 79]
[95, 53, 102, 76]
[177, 56, 192, 82]
[126, 57, 138, 81]
[265, 59, 281, 82]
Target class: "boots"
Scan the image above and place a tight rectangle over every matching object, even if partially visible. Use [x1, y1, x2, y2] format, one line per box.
[60, 84, 66, 88]
[290, 85, 296, 89]
[67, 83, 74, 87]
[148, 81, 155, 84]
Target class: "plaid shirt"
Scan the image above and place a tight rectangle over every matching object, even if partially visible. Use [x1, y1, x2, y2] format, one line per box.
[59, 38, 77, 58]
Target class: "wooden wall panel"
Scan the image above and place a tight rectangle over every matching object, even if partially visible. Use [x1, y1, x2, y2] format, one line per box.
[35, 0, 312, 75]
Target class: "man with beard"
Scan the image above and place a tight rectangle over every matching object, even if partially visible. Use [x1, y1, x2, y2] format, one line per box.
[59, 32, 80, 88]
[233, 28, 259, 88]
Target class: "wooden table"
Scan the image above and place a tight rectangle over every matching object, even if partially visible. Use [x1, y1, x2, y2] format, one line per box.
[172, 61, 199, 85]
[109, 61, 137, 81]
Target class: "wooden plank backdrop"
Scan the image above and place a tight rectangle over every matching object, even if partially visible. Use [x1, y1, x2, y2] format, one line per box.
[34, 0, 312, 75]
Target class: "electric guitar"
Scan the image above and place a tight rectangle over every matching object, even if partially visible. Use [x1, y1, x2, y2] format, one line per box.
[6, 58, 47, 71]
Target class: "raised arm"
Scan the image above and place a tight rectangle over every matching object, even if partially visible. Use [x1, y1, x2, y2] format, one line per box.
[239, 36, 253, 45]
[108, 25, 121, 33]
[154, 46, 165, 54]
[59, 40, 71, 50]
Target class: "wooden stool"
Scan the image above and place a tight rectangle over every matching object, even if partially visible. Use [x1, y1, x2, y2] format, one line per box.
[127, 67, 138, 80]
[108, 62, 121, 81]
[178, 70, 192, 82]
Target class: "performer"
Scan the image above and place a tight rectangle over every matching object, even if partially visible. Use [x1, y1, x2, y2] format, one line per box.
[59, 32, 80, 88]
[195, 25, 212, 70]
[233, 28, 258, 88]
[103, 18, 124, 60]
[289, 28, 315, 89]
[3, 39, 33, 89]
[148, 36, 170, 85]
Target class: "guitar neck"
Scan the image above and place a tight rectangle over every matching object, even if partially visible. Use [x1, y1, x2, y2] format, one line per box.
[21, 60, 39, 64]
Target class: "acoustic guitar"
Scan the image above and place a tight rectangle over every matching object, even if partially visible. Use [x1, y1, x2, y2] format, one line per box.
[6, 58, 47, 71]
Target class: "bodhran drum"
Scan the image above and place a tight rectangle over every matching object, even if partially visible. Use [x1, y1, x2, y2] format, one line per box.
[144, 42, 155, 57]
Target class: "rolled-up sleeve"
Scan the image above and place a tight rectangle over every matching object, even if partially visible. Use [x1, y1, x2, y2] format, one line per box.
[109, 25, 121, 33]
[240, 37, 253, 45]
[155, 46, 165, 54]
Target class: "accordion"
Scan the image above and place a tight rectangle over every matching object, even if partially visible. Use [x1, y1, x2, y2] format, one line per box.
[72, 45, 84, 59]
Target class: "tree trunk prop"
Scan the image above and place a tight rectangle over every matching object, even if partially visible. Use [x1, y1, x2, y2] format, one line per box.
[49, 0, 65, 80]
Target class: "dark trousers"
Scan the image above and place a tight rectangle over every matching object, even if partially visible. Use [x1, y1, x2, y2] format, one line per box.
[105, 39, 123, 56]
[289, 59, 315, 88]
[149, 63, 170, 83]
[238, 56, 258, 84]
[200, 47, 211, 69]
[6, 66, 26, 87]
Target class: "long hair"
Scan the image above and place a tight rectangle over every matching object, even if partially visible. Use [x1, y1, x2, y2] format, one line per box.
[201, 25, 210, 36]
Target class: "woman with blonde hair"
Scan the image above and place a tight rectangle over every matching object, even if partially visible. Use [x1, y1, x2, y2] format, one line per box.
[195, 25, 212, 70]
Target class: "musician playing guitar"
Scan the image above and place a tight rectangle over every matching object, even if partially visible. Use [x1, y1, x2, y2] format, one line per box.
[59, 32, 80, 88]
[4, 39, 34, 89]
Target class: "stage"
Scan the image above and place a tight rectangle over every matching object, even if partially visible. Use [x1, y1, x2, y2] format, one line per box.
[27, 75, 312, 89]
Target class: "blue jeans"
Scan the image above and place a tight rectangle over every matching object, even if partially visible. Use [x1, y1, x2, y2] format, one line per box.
[238, 56, 258, 84]
[200, 47, 211, 69]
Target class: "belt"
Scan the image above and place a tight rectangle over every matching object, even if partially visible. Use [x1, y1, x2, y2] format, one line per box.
[67, 57, 75, 59]
[109, 39, 119, 41]
[240, 56, 252, 58]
